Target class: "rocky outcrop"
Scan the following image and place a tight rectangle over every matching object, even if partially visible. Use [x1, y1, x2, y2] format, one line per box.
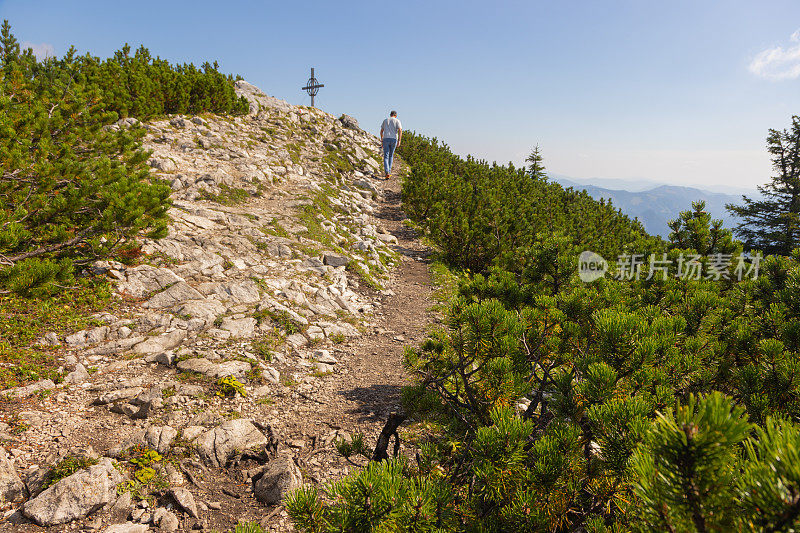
[234, 80, 293, 115]
[253, 455, 302, 504]
[168, 487, 199, 518]
[22, 457, 123, 526]
[339, 114, 360, 130]
[144, 426, 178, 455]
[196, 419, 270, 467]
[0, 447, 26, 504]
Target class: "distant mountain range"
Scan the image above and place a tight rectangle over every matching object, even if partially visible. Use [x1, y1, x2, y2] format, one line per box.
[551, 176, 757, 237]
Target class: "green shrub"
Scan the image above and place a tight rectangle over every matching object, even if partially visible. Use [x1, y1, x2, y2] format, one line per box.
[334, 433, 369, 460]
[43, 456, 99, 488]
[397, 132, 659, 273]
[0, 21, 174, 296]
[216, 376, 247, 398]
[235, 522, 265, 533]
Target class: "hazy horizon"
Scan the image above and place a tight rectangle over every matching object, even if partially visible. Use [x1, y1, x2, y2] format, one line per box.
[549, 174, 760, 196]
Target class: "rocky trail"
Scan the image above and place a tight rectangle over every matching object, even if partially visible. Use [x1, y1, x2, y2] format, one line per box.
[0, 83, 435, 532]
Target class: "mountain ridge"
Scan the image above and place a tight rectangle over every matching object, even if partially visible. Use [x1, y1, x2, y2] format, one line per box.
[552, 177, 748, 236]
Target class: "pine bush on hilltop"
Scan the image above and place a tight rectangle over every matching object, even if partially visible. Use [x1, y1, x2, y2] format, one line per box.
[74, 44, 249, 119]
[0, 21, 247, 295]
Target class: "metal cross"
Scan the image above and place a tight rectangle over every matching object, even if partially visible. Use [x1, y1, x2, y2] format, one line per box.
[301, 67, 324, 108]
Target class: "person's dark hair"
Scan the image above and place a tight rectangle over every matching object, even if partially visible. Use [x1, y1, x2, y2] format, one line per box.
[390, 110, 397, 117]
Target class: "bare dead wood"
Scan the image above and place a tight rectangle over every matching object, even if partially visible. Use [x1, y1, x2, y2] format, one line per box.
[6, 227, 93, 262]
[371, 411, 406, 462]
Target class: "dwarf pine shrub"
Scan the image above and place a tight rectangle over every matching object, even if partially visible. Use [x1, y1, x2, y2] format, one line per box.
[289, 131, 800, 532]
[0, 20, 246, 296]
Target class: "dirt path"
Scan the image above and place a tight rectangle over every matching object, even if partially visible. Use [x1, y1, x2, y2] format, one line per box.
[251, 159, 436, 530]
[282, 162, 432, 432]
[331, 188, 432, 428]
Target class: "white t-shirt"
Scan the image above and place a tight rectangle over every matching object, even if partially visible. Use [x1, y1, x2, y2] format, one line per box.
[381, 117, 402, 139]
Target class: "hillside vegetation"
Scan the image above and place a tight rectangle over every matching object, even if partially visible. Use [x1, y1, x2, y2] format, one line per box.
[288, 134, 800, 532]
[0, 20, 246, 297]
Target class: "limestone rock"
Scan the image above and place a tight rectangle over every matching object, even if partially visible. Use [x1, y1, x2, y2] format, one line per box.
[286, 333, 308, 349]
[314, 350, 338, 364]
[253, 455, 302, 504]
[145, 351, 176, 366]
[171, 209, 219, 230]
[107, 490, 132, 524]
[23, 466, 49, 499]
[164, 463, 184, 487]
[177, 357, 218, 376]
[181, 426, 205, 441]
[234, 80, 293, 115]
[144, 282, 204, 309]
[153, 507, 180, 531]
[22, 457, 123, 526]
[133, 385, 164, 406]
[4, 380, 60, 400]
[177, 358, 250, 379]
[133, 330, 187, 355]
[0, 447, 26, 504]
[150, 157, 177, 172]
[215, 360, 252, 378]
[86, 326, 110, 344]
[175, 299, 226, 324]
[95, 387, 144, 405]
[323, 253, 349, 268]
[169, 487, 199, 518]
[314, 362, 333, 373]
[116, 117, 140, 128]
[199, 280, 261, 304]
[64, 363, 90, 385]
[196, 420, 268, 467]
[85, 336, 146, 356]
[102, 523, 149, 533]
[339, 114, 360, 130]
[220, 317, 257, 338]
[109, 402, 140, 418]
[145, 426, 178, 455]
[306, 325, 325, 341]
[117, 265, 183, 299]
[376, 233, 398, 244]
[65, 330, 88, 347]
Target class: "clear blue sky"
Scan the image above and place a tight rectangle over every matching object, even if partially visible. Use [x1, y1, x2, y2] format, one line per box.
[2, 0, 799, 188]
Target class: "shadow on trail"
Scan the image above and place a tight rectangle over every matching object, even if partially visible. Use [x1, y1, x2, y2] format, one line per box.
[390, 244, 431, 261]
[339, 383, 404, 422]
[376, 190, 405, 222]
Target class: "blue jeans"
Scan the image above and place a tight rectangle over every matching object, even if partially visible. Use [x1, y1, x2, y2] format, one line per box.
[382, 138, 397, 176]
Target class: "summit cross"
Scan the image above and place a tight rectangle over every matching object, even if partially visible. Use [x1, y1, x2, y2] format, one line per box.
[301, 67, 324, 108]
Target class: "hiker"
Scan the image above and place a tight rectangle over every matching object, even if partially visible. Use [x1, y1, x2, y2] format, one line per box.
[379, 110, 402, 179]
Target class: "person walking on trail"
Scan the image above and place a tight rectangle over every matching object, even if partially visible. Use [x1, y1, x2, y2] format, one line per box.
[380, 111, 402, 179]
